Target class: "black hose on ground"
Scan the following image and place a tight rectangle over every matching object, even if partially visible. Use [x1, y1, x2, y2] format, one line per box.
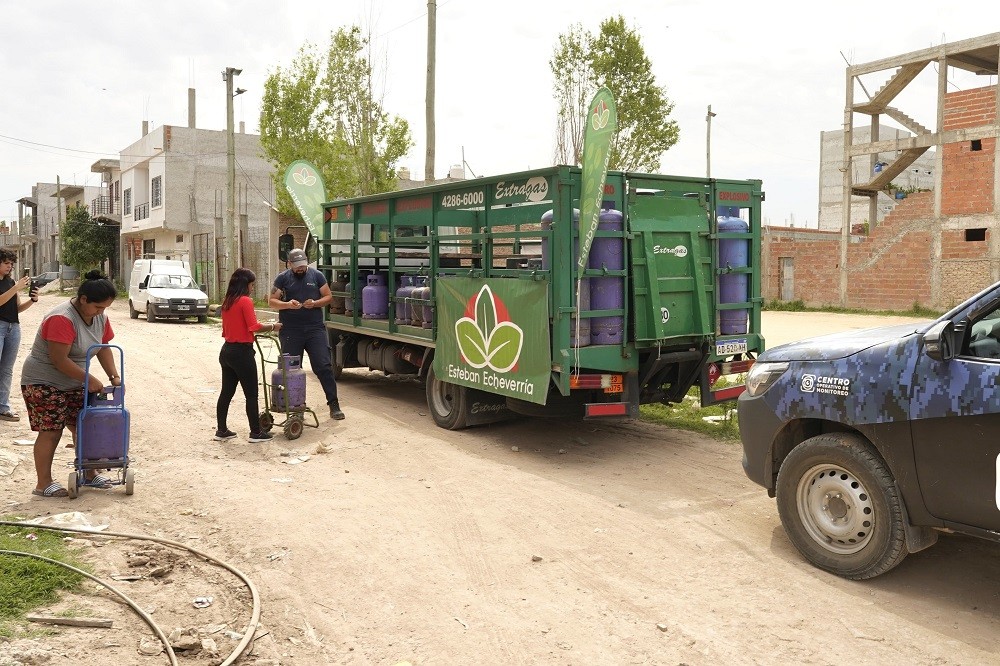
[0, 520, 261, 666]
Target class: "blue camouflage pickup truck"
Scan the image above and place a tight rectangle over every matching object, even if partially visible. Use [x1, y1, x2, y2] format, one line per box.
[739, 283, 1000, 579]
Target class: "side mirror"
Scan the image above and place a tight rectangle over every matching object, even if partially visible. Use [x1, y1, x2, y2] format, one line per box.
[139, 278, 148, 290]
[278, 233, 294, 262]
[923, 320, 955, 362]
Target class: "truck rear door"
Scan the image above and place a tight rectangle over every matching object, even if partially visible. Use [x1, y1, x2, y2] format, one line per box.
[628, 194, 713, 343]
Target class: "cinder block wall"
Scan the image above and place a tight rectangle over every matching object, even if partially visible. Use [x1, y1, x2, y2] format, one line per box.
[762, 85, 998, 310]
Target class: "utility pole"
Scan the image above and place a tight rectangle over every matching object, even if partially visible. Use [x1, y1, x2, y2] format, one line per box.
[425, 0, 436, 183]
[222, 66, 244, 277]
[706, 104, 716, 178]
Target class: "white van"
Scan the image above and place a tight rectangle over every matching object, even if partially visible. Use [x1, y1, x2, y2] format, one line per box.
[128, 259, 210, 323]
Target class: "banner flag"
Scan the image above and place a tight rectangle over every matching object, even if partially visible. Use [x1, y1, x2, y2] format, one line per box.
[283, 159, 327, 240]
[577, 88, 618, 272]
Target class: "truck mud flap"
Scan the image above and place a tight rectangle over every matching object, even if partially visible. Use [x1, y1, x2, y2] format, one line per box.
[464, 388, 515, 426]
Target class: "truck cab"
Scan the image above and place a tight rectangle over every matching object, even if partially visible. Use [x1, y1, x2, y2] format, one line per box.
[128, 259, 209, 323]
[739, 281, 1000, 579]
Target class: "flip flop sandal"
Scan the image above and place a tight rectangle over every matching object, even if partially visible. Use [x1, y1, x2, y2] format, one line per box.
[32, 482, 69, 497]
[84, 474, 113, 489]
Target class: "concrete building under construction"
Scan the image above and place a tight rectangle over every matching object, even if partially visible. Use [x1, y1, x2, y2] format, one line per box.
[764, 33, 1000, 311]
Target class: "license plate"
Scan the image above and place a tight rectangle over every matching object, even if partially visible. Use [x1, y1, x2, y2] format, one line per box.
[715, 339, 747, 356]
[177, 305, 190, 311]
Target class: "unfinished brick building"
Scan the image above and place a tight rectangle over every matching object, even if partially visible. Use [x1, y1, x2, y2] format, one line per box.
[763, 34, 1000, 311]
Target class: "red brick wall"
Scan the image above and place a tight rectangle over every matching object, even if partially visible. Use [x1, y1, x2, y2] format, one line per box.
[762, 84, 998, 310]
[762, 192, 935, 310]
[942, 86, 995, 215]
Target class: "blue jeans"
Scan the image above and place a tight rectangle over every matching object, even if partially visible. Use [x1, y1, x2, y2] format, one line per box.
[278, 325, 339, 406]
[0, 321, 20, 414]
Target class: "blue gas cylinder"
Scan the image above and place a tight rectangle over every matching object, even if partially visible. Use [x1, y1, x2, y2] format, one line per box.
[541, 209, 590, 347]
[362, 272, 389, 319]
[79, 387, 129, 461]
[718, 216, 750, 335]
[271, 354, 307, 411]
[394, 275, 416, 325]
[589, 208, 624, 344]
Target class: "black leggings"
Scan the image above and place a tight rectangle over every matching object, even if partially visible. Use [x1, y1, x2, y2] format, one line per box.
[217, 342, 260, 433]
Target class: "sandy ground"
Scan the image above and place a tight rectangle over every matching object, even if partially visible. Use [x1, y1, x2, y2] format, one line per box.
[1, 298, 998, 665]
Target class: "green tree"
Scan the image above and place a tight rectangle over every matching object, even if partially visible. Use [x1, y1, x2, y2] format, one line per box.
[260, 26, 413, 218]
[62, 206, 117, 272]
[550, 16, 679, 172]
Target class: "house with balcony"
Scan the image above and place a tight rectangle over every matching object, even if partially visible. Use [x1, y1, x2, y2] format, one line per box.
[98, 97, 276, 300]
[14, 182, 104, 276]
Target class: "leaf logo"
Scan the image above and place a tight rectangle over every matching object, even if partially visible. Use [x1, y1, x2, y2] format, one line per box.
[454, 285, 523, 373]
[591, 99, 610, 131]
[292, 167, 317, 186]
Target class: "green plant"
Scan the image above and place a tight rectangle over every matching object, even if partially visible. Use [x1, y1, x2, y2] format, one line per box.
[639, 387, 740, 442]
[0, 521, 88, 636]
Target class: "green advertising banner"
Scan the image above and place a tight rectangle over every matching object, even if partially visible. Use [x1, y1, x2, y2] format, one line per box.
[577, 87, 618, 272]
[283, 159, 327, 240]
[434, 277, 551, 405]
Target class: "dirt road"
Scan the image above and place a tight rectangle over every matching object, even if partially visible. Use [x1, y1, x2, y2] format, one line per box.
[2, 299, 997, 664]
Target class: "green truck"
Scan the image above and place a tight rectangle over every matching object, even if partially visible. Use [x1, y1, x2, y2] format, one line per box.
[318, 165, 762, 430]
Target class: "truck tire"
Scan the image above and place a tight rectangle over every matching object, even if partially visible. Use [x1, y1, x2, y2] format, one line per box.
[776, 433, 908, 580]
[425, 363, 468, 430]
[129, 301, 139, 319]
[146, 303, 158, 323]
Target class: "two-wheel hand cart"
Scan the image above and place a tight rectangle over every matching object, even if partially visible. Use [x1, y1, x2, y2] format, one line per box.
[68, 344, 133, 498]
[254, 334, 319, 440]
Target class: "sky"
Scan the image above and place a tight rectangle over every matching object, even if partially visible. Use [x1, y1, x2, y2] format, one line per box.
[0, 1, 996, 228]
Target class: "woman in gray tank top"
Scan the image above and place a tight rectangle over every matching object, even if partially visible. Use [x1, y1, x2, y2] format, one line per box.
[21, 270, 121, 498]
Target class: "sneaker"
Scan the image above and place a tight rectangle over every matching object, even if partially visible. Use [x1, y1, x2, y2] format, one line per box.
[329, 405, 345, 420]
[0, 411, 20, 422]
[213, 429, 237, 441]
[248, 431, 273, 443]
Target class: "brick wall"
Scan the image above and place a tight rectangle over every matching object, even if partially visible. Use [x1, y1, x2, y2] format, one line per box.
[762, 84, 998, 310]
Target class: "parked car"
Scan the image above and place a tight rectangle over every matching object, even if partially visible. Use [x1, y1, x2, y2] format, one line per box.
[128, 259, 209, 323]
[32, 271, 60, 288]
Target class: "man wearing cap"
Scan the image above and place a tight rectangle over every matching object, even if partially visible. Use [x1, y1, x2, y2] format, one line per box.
[268, 248, 345, 420]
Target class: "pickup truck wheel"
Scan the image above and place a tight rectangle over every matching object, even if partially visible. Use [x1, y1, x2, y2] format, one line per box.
[776, 433, 908, 580]
[146, 303, 158, 322]
[129, 301, 139, 319]
[197, 315, 208, 324]
[425, 363, 468, 430]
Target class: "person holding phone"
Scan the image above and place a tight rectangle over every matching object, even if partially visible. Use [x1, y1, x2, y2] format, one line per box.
[0, 249, 38, 422]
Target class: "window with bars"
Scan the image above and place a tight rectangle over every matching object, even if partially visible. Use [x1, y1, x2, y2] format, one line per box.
[124, 188, 132, 215]
[152, 176, 162, 208]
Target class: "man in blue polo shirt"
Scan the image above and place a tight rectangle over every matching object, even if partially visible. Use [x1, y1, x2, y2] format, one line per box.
[268, 248, 344, 420]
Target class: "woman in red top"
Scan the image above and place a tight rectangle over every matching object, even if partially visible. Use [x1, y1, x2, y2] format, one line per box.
[216, 268, 281, 443]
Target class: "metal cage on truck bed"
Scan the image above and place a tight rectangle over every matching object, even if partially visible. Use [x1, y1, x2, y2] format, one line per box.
[318, 165, 763, 429]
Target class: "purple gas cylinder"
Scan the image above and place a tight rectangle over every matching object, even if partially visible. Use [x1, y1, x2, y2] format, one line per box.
[588, 208, 624, 344]
[394, 275, 415, 325]
[271, 354, 307, 411]
[541, 209, 590, 347]
[330, 271, 348, 315]
[362, 272, 389, 319]
[718, 216, 750, 335]
[78, 387, 129, 461]
[420, 279, 435, 329]
[344, 277, 355, 316]
[410, 276, 428, 327]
